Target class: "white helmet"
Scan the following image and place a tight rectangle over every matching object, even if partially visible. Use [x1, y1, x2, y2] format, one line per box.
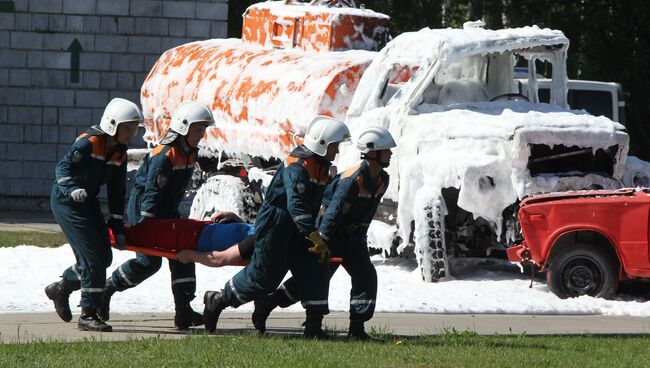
[356, 127, 396, 153]
[303, 116, 351, 156]
[99, 98, 143, 136]
[168, 101, 214, 136]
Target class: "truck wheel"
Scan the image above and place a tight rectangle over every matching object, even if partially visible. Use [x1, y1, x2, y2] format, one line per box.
[413, 190, 447, 282]
[547, 243, 618, 299]
[189, 175, 258, 223]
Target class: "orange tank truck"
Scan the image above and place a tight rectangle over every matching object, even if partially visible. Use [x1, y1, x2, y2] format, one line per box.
[140, 0, 390, 160]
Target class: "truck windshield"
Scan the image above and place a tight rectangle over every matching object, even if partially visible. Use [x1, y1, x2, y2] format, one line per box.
[377, 63, 419, 107]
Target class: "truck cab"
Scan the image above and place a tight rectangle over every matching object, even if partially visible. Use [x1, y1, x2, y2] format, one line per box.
[338, 24, 629, 281]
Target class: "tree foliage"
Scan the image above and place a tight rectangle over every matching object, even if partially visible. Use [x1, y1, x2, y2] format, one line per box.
[227, 0, 649, 158]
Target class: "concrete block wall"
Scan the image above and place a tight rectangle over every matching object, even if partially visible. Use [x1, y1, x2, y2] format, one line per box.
[0, 0, 228, 207]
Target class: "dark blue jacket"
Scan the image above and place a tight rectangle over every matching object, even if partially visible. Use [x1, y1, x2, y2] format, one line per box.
[128, 140, 197, 225]
[317, 161, 389, 245]
[262, 145, 330, 237]
[53, 127, 128, 233]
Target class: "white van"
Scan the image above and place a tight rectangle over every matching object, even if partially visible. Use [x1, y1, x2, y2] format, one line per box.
[516, 68, 625, 123]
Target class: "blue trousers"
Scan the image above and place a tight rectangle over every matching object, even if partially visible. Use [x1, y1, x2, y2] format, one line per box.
[108, 253, 197, 307]
[223, 205, 331, 316]
[275, 238, 377, 321]
[51, 186, 112, 310]
[107, 188, 197, 307]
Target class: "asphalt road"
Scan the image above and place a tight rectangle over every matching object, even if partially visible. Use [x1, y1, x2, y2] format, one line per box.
[2, 312, 650, 343]
[0, 210, 60, 233]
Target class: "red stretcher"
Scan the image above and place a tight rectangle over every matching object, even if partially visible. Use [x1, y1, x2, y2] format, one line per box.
[109, 233, 343, 264]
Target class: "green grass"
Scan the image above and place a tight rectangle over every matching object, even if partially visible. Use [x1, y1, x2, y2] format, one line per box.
[0, 231, 67, 248]
[1, 332, 650, 367]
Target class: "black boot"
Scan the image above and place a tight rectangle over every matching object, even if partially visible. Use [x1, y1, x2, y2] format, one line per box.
[97, 278, 116, 322]
[203, 290, 229, 333]
[174, 304, 204, 330]
[44, 280, 72, 322]
[304, 314, 330, 340]
[78, 308, 112, 332]
[348, 319, 371, 341]
[251, 293, 280, 334]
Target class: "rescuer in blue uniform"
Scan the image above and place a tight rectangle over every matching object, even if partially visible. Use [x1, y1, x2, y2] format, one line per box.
[202, 116, 351, 338]
[251, 127, 396, 340]
[45, 98, 143, 332]
[98, 101, 214, 329]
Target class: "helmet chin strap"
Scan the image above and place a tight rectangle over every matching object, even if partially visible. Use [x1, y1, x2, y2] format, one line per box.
[361, 152, 390, 168]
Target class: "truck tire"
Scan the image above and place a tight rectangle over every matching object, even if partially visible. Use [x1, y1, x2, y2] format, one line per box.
[413, 190, 447, 282]
[546, 243, 618, 299]
[189, 175, 258, 223]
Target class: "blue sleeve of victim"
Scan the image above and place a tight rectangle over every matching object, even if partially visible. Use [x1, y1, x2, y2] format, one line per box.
[197, 223, 255, 252]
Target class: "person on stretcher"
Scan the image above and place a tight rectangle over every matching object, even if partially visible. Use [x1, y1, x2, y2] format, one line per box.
[119, 212, 255, 267]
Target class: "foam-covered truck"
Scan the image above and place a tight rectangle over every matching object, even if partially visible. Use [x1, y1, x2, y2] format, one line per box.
[140, 0, 635, 282]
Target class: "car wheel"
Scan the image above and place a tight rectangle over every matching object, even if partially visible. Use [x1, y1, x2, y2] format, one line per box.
[413, 190, 446, 282]
[547, 243, 618, 299]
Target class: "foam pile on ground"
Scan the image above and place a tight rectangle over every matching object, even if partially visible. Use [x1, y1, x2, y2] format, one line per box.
[3, 245, 650, 316]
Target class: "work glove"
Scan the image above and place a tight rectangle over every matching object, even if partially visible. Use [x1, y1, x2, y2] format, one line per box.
[114, 234, 127, 251]
[70, 188, 88, 203]
[306, 231, 331, 263]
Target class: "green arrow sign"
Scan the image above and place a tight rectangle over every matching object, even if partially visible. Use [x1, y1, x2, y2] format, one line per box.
[67, 38, 83, 83]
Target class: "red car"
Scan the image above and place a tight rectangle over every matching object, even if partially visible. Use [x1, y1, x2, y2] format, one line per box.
[507, 188, 650, 299]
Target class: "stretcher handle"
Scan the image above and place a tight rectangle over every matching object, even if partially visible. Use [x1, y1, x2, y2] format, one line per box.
[112, 242, 344, 264]
[112, 243, 179, 259]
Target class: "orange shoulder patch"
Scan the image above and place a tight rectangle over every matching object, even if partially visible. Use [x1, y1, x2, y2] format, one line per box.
[87, 135, 108, 160]
[302, 157, 328, 185]
[284, 156, 327, 185]
[341, 164, 361, 179]
[285, 156, 300, 167]
[149, 145, 167, 158]
[165, 146, 196, 169]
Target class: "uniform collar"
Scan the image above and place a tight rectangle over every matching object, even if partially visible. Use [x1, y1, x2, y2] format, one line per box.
[169, 136, 198, 157]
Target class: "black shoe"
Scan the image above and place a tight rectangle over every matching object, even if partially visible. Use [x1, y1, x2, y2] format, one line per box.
[203, 290, 229, 333]
[175, 305, 204, 330]
[303, 314, 331, 340]
[347, 319, 371, 341]
[44, 280, 72, 322]
[97, 279, 116, 322]
[251, 294, 279, 334]
[78, 309, 112, 332]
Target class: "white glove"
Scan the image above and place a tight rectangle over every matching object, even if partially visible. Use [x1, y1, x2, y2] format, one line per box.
[70, 188, 88, 203]
[114, 234, 127, 250]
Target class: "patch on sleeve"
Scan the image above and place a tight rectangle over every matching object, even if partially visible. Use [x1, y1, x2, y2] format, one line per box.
[71, 150, 84, 163]
[296, 182, 306, 194]
[156, 174, 168, 189]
